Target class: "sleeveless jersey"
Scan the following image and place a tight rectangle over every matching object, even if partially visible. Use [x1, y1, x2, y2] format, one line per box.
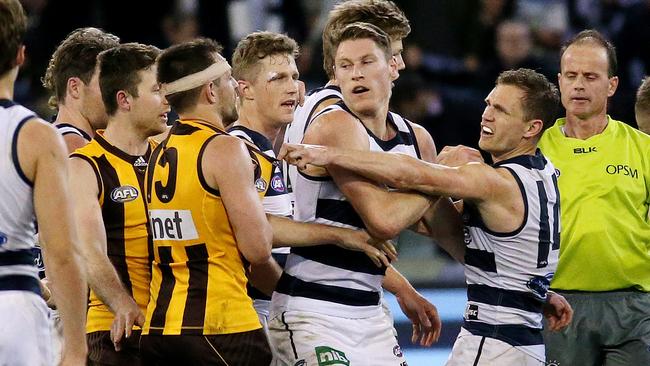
[55, 123, 91, 141]
[462, 150, 560, 356]
[539, 116, 650, 292]
[229, 125, 292, 301]
[0, 99, 40, 295]
[272, 101, 421, 319]
[71, 131, 154, 333]
[143, 119, 266, 335]
[284, 84, 342, 202]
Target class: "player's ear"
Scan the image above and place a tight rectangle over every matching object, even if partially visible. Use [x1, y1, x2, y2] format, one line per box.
[15, 45, 25, 68]
[237, 80, 254, 101]
[524, 119, 543, 139]
[66, 77, 83, 99]
[205, 81, 217, 104]
[116, 90, 131, 111]
[388, 56, 398, 81]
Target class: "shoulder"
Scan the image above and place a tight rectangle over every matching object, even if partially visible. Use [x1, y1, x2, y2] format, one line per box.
[407, 120, 436, 162]
[19, 117, 65, 152]
[306, 108, 366, 146]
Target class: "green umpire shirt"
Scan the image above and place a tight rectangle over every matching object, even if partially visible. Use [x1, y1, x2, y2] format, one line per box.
[539, 116, 650, 292]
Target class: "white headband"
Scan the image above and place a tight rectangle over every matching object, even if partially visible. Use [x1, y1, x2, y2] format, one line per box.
[162, 56, 231, 96]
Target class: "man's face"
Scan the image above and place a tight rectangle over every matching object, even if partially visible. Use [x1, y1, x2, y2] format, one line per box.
[81, 65, 109, 130]
[130, 65, 170, 136]
[248, 54, 299, 126]
[558, 43, 618, 120]
[479, 84, 530, 157]
[334, 38, 397, 116]
[215, 69, 239, 126]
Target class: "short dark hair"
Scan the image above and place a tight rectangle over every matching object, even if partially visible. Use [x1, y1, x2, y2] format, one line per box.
[323, 0, 410, 80]
[496, 68, 560, 135]
[333, 22, 392, 67]
[560, 29, 617, 77]
[232, 31, 299, 82]
[98, 43, 160, 116]
[157, 38, 223, 113]
[0, 0, 27, 76]
[42, 27, 120, 109]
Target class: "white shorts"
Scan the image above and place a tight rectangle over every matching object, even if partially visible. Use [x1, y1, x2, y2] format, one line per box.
[269, 310, 406, 366]
[0, 291, 53, 366]
[445, 328, 545, 366]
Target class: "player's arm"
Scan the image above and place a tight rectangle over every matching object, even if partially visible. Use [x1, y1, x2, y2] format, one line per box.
[62, 132, 89, 153]
[282, 143, 502, 202]
[383, 265, 441, 347]
[68, 157, 143, 349]
[267, 214, 396, 267]
[299, 111, 433, 240]
[203, 136, 272, 265]
[19, 119, 87, 364]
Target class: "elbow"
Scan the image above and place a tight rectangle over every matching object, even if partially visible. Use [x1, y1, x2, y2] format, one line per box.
[364, 216, 402, 240]
[240, 226, 273, 265]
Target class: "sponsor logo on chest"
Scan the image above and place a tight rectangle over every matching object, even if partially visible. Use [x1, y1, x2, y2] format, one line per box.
[110, 185, 139, 203]
[149, 209, 199, 241]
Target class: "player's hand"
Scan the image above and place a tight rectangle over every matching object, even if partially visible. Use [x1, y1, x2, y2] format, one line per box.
[435, 145, 483, 167]
[395, 287, 441, 346]
[543, 291, 573, 331]
[335, 229, 398, 267]
[279, 143, 334, 170]
[110, 296, 145, 351]
[39, 277, 57, 309]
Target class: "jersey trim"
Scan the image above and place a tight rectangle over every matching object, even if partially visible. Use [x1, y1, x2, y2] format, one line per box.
[55, 123, 92, 141]
[11, 116, 36, 187]
[0, 99, 16, 108]
[403, 119, 422, 159]
[197, 135, 221, 196]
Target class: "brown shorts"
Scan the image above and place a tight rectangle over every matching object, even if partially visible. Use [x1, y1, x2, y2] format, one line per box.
[87, 330, 142, 366]
[140, 329, 271, 366]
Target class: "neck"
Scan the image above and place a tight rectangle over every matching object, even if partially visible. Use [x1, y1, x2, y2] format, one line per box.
[103, 116, 149, 156]
[354, 102, 392, 139]
[491, 142, 537, 164]
[563, 111, 608, 139]
[0, 68, 18, 100]
[178, 106, 225, 130]
[54, 103, 94, 138]
[236, 102, 282, 142]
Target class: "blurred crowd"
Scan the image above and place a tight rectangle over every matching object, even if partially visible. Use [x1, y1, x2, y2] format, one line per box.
[16, 0, 650, 152]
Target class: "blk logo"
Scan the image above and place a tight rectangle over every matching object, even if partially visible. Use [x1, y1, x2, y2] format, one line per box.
[573, 147, 597, 154]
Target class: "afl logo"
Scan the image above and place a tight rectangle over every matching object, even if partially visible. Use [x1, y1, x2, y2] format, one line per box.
[110, 185, 139, 203]
[271, 175, 285, 192]
[255, 178, 267, 192]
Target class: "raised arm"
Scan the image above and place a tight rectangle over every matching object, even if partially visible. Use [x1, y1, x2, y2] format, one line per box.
[68, 157, 144, 349]
[19, 119, 87, 364]
[299, 111, 434, 240]
[203, 136, 272, 265]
